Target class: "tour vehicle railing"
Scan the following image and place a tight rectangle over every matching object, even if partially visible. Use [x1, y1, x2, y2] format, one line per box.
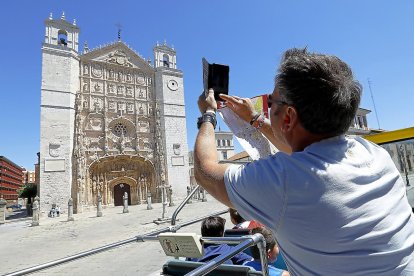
[171, 185, 201, 226]
[186, 234, 269, 276]
[4, 209, 228, 276]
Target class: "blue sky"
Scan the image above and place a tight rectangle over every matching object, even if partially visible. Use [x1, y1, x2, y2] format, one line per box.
[1, 1, 413, 170]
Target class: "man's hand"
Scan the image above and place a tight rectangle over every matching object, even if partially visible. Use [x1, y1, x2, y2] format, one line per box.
[198, 89, 217, 114]
[220, 94, 257, 123]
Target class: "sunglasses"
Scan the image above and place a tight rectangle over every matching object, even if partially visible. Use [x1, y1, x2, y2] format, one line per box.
[267, 94, 289, 108]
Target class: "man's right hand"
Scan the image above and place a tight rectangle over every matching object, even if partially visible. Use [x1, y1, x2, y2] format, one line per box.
[219, 94, 257, 123]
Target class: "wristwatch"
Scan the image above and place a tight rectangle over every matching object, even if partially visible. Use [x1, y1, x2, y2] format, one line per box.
[197, 112, 217, 129]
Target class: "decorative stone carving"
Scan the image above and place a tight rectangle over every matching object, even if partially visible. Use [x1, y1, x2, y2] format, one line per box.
[117, 71, 123, 82]
[126, 86, 133, 97]
[127, 103, 134, 113]
[83, 65, 89, 75]
[117, 85, 125, 96]
[106, 50, 133, 67]
[93, 82, 102, 93]
[83, 83, 89, 92]
[91, 65, 103, 78]
[108, 69, 115, 79]
[136, 73, 145, 84]
[108, 101, 116, 111]
[126, 73, 132, 82]
[49, 142, 61, 157]
[173, 144, 181, 155]
[108, 83, 115, 94]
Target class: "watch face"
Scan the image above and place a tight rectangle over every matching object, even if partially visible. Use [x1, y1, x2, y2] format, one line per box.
[167, 79, 179, 91]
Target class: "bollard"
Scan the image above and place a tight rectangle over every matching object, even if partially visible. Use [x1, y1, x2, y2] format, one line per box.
[201, 187, 207, 202]
[187, 186, 192, 204]
[32, 200, 40, 226]
[0, 197, 7, 224]
[147, 192, 153, 210]
[97, 192, 103, 217]
[123, 192, 129, 213]
[168, 187, 175, 207]
[68, 198, 74, 221]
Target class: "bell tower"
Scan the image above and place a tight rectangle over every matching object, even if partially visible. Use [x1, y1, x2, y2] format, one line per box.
[153, 42, 190, 198]
[39, 12, 80, 215]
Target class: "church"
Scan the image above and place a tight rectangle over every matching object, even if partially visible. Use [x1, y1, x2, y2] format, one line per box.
[39, 13, 190, 214]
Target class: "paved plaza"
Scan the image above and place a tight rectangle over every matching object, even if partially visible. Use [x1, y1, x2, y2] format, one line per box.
[0, 196, 231, 275]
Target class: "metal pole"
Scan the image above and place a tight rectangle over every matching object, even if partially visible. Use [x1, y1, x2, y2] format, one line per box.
[171, 185, 201, 225]
[186, 233, 269, 276]
[5, 209, 228, 276]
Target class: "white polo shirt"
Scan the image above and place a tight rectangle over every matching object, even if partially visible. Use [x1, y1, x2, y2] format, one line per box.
[225, 135, 414, 275]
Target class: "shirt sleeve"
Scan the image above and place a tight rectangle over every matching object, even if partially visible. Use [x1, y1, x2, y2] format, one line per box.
[224, 155, 288, 231]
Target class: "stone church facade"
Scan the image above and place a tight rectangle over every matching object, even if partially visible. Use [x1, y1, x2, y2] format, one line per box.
[39, 13, 190, 214]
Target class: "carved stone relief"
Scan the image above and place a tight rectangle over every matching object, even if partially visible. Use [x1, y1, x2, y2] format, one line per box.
[136, 73, 145, 85]
[127, 103, 134, 113]
[83, 64, 89, 75]
[86, 117, 103, 131]
[117, 85, 125, 96]
[107, 83, 116, 94]
[126, 86, 133, 97]
[91, 64, 103, 78]
[92, 81, 103, 93]
[49, 142, 61, 157]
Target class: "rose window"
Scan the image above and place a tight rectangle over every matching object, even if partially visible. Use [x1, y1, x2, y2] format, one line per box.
[113, 123, 127, 136]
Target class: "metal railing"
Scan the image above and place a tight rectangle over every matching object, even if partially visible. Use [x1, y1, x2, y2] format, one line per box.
[4, 209, 228, 276]
[171, 185, 201, 225]
[188, 234, 269, 276]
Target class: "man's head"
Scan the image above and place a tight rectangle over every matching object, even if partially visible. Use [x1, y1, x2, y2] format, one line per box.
[251, 227, 279, 262]
[229, 208, 245, 225]
[201, 216, 226, 237]
[273, 48, 362, 137]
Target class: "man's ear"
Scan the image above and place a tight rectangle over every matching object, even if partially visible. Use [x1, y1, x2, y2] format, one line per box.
[282, 106, 298, 132]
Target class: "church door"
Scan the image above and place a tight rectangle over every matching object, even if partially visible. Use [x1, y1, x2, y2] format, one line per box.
[113, 183, 131, 206]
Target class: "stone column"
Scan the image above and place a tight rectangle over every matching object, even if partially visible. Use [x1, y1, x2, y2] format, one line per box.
[32, 200, 40, 226]
[0, 197, 7, 224]
[168, 187, 175, 207]
[147, 192, 153, 210]
[68, 198, 74, 221]
[123, 192, 129, 213]
[201, 187, 207, 202]
[187, 186, 192, 204]
[97, 192, 103, 217]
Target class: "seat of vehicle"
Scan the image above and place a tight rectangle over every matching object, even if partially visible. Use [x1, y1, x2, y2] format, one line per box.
[162, 259, 263, 276]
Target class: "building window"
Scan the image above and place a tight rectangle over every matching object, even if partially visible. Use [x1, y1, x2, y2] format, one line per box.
[222, 151, 228, 160]
[163, 54, 170, 67]
[217, 140, 220, 147]
[58, 30, 68, 46]
[113, 123, 127, 136]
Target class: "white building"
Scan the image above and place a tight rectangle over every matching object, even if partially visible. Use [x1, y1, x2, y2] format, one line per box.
[39, 13, 190, 214]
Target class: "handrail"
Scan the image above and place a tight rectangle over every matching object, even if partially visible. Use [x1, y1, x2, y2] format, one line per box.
[4, 209, 228, 276]
[187, 233, 269, 276]
[171, 185, 201, 225]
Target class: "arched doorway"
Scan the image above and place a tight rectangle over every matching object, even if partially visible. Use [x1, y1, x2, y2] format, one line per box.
[113, 183, 131, 206]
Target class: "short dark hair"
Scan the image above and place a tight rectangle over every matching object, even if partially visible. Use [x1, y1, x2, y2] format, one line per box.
[275, 48, 362, 136]
[229, 208, 245, 224]
[250, 227, 276, 260]
[201, 216, 226, 237]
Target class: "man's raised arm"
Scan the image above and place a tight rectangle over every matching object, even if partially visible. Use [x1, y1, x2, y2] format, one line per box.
[193, 89, 233, 207]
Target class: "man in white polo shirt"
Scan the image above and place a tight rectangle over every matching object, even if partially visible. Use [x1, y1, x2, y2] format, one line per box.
[193, 48, 414, 275]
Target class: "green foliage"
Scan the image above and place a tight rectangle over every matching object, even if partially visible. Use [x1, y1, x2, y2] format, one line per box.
[19, 184, 37, 199]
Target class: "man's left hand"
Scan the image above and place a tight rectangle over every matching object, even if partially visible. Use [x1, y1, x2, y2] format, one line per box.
[198, 88, 217, 114]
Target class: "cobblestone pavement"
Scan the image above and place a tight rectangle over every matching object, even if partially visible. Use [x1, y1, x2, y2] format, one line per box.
[0, 196, 232, 276]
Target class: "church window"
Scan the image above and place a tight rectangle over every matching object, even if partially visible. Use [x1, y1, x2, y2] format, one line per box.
[113, 123, 128, 136]
[163, 54, 170, 67]
[58, 30, 68, 46]
[222, 151, 228, 160]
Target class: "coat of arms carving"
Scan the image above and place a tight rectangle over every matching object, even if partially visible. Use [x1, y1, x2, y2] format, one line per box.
[107, 50, 133, 67]
[49, 143, 61, 157]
